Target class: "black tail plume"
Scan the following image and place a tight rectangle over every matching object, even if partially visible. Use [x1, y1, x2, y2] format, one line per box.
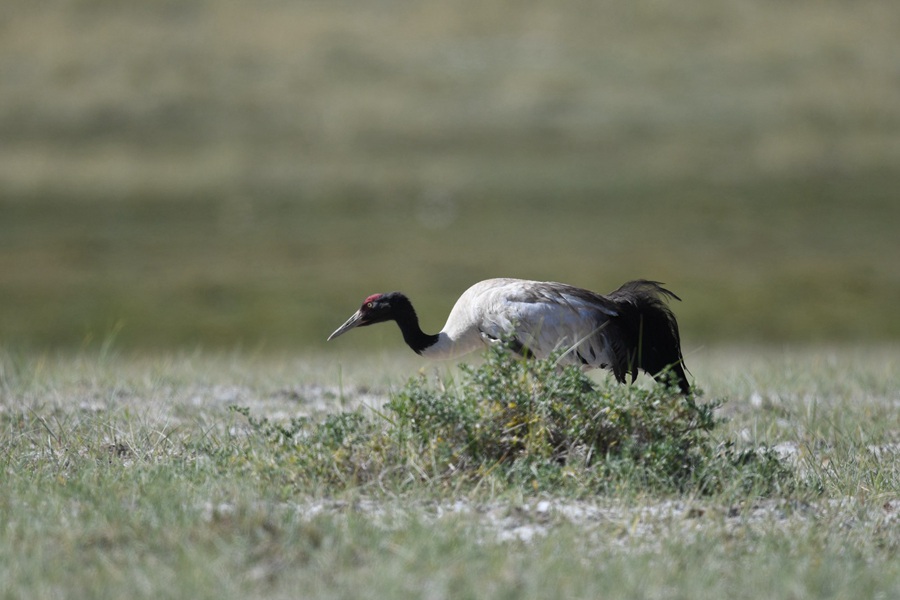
[606, 280, 690, 394]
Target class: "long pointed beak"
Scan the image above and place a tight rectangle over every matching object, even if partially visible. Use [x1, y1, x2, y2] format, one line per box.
[327, 310, 366, 341]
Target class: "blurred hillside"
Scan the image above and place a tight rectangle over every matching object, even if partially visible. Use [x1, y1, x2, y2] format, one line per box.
[2, 0, 899, 350]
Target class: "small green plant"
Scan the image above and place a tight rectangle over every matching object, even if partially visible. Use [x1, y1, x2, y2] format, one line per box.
[385, 343, 791, 494]
[232, 343, 794, 496]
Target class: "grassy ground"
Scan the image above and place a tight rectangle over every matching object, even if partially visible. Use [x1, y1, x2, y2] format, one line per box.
[1, 346, 898, 599]
[2, 1, 900, 349]
[2, 3, 898, 595]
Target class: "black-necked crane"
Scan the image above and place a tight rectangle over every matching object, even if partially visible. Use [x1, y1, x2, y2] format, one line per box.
[328, 278, 690, 394]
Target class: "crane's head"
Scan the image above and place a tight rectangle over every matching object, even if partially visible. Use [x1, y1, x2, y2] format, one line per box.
[327, 292, 406, 341]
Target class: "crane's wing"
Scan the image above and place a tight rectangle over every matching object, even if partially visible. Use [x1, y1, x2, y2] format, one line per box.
[451, 279, 620, 368]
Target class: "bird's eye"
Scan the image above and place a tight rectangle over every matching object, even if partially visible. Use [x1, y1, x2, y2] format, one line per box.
[366, 302, 374, 309]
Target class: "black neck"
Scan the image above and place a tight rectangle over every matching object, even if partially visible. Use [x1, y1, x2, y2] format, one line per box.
[390, 295, 440, 355]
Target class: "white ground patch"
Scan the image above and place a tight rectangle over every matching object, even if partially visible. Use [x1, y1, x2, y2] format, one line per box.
[210, 495, 893, 551]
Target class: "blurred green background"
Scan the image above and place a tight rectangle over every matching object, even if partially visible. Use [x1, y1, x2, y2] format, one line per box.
[2, 0, 898, 352]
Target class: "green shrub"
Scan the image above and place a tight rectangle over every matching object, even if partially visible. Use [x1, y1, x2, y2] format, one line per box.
[385, 343, 790, 494]
[232, 344, 794, 496]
